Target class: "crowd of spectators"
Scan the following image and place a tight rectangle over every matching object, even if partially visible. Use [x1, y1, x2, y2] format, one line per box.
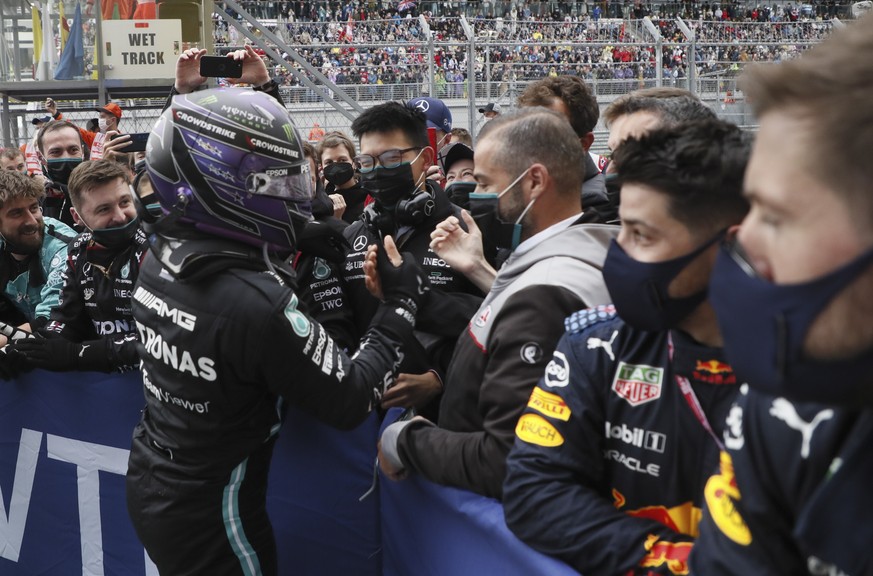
[214, 0, 842, 102]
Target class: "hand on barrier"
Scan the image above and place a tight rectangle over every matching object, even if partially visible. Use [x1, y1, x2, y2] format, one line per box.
[8, 336, 109, 372]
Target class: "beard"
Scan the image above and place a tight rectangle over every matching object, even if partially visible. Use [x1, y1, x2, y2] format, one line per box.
[4, 224, 45, 256]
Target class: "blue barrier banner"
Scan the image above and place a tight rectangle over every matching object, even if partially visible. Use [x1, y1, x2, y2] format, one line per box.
[378, 410, 578, 576]
[268, 407, 381, 576]
[0, 371, 381, 576]
[0, 370, 154, 576]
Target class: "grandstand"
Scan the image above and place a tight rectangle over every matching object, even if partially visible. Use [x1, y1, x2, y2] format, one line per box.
[0, 0, 853, 151]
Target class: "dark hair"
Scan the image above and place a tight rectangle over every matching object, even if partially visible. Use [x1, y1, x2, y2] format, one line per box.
[517, 75, 599, 138]
[612, 119, 751, 235]
[67, 160, 131, 209]
[603, 90, 715, 128]
[301, 141, 316, 161]
[317, 130, 356, 162]
[37, 120, 88, 158]
[351, 101, 429, 149]
[479, 107, 585, 198]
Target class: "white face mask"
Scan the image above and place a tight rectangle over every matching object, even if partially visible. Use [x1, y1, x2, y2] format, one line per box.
[98, 118, 110, 132]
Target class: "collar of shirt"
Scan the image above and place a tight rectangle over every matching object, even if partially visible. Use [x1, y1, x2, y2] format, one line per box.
[512, 212, 582, 257]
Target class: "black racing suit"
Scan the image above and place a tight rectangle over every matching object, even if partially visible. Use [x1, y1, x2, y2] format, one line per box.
[690, 389, 872, 576]
[503, 306, 739, 575]
[126, 232, 419, 576]
[44, 227, 148, 370]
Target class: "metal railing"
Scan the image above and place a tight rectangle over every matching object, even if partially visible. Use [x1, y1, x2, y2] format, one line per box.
[0, 0, 843, 147]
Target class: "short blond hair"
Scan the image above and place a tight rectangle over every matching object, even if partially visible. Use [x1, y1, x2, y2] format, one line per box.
[740, 16, 873, 222]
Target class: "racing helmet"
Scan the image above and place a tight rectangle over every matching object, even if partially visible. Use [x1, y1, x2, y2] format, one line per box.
[146, 87, 312, 252]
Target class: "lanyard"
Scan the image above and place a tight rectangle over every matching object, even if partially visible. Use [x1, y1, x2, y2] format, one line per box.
[667, 332, 726, 452]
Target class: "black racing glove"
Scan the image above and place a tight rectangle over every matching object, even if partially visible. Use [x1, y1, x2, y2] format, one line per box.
[377, 245, 430, 315]
[0, 348, 29, 380]
[8, 337, 113, 373]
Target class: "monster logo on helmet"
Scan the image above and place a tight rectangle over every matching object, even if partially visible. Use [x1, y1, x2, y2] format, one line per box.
[146, 88, 313, 254]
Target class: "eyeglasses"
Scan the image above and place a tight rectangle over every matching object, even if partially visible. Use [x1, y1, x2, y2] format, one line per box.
[353, 147, 422, 174]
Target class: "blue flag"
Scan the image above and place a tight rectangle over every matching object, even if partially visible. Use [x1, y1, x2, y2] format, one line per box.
[54, 3, 84, 80]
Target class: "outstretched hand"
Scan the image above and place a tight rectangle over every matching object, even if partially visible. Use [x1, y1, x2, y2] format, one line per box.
[430, 210, 484, 275]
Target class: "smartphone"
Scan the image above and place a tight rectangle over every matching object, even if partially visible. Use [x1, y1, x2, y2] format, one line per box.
[111, 132, 149, 153]
[427, 126, 438, 152]
[199, 55, 243, 78]
[124, 133, 150, 153]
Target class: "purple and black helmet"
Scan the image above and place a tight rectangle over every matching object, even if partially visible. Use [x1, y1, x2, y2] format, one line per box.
[146, 87, 312, 252]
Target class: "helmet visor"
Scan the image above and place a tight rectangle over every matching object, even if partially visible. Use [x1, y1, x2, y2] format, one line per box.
[246, 165, 313, 202]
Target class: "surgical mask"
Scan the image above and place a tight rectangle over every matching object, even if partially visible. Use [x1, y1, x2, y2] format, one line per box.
[468, 167, 535, 252]
[90, 216, 140, 250]
[359, 150, 425, 209]
[445, 181, 477, 210]
[44, 157, 83, 187]
[602, 230, 724, 332]
[322, 162, 355, 187]
[98, 118, 110, 132]
[710, 240, 873, 407]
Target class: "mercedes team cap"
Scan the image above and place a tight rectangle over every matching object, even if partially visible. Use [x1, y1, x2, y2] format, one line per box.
[438, 142, 474, 175]
[31, 115, 52, 125]
[408, 96, 452, 132]
[95, 102, 123, 119]
[478, 102, 501, 114]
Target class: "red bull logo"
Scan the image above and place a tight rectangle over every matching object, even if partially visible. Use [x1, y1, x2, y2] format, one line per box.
[693, 359, 736, 385]
[694, 360, 732, 374]
[639, 535, 692, 575]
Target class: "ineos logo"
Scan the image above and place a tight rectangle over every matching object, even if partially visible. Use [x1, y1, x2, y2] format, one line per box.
[353, 235, 368, 251]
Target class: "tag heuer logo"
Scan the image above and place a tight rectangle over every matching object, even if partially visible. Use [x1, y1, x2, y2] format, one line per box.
[612, 361, 664, 406]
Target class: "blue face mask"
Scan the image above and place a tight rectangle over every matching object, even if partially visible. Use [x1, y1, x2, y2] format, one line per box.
[710, 241, 873, 407]
[468, 167, 535, 252]
[603, 230, 724, 332]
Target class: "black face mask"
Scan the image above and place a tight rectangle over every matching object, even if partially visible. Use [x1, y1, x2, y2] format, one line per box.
[323, 162, 355, 187]
[90, 217, 140, 250]
[602, 231, 724, 332]
[44, 158, 83, 187]
[445, 181, 477, 210]
[359, 163, 419, 209]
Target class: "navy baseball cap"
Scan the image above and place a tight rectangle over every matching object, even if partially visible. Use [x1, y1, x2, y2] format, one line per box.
[408, 97, 452, 132]
[31, 115, 52, 125]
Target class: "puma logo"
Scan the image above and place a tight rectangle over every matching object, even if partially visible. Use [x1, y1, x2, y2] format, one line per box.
[79, 344, 90, 358]
[769, 398, 833, 459]
[587, 330, 618, 362]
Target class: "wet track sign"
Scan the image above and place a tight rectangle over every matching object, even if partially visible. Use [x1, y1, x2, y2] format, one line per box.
[102, 20, 181, 80]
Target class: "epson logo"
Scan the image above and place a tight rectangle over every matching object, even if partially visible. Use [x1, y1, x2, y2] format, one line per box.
[605, 421, 666, 453]
[265, 168, 289, 177]
[133, 286, 197, 332]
